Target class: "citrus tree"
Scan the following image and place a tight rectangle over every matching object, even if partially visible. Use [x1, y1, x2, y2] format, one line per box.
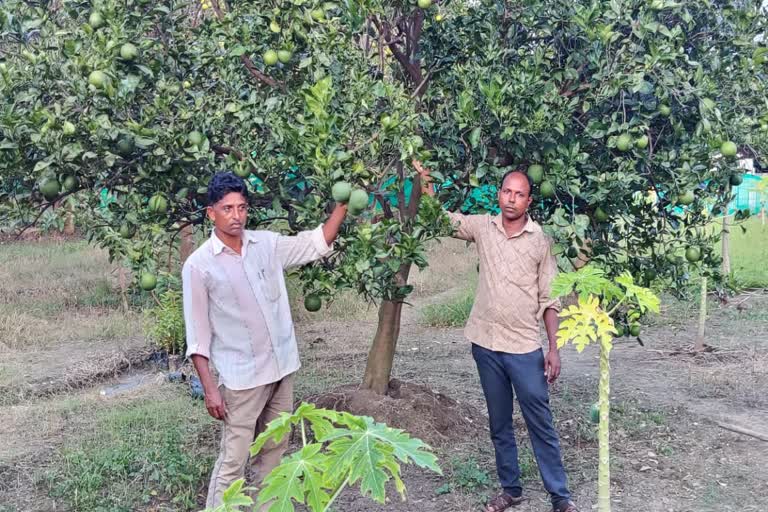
[2, 0, 767, 396]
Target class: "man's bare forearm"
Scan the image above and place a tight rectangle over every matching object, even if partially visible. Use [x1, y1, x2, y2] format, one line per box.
[543, 308, 560, 350]
[322, 203, 348, 245]
[191, 354, 217, 393]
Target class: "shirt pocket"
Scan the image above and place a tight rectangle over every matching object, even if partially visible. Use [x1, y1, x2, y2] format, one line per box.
[249, 253, 282, 302]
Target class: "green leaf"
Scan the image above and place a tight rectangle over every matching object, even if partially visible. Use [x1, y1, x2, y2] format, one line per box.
[33, 160, 52, 172]
[293, 402, 338, 440]
[229, 46, 247, 57]
[615, 272, 660, 313]
[221, 479, 254, 508]
[251, 412, 295, 456]
[551, 265, 620, 303]
[321, 415, 441, 503]
[257, 444, 331, 512]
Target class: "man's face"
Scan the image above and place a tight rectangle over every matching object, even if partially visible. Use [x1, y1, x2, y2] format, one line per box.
[498, 172, 532, 222]
[207, 191, 248, 237]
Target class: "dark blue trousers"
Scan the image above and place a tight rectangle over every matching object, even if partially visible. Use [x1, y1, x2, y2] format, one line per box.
[472, 343, 571, 508]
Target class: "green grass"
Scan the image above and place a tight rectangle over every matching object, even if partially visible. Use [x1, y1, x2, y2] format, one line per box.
[717, 216, 768, 289]
[421, 289, 475, 327]
[45, 387, 214, 512]
[0, 240, 145, 349]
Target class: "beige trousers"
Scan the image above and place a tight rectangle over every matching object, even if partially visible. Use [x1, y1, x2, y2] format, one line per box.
[205, 374, 294, 509]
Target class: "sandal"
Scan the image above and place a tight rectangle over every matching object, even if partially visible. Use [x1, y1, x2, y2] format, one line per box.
[484, 492, 526, 512]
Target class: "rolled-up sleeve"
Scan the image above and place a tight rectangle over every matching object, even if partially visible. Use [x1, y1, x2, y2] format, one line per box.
[182, 262, 213, 359]
[276, 225, 333, 270]
[445, 211, 481, 242]
[537, 237, 562, 319]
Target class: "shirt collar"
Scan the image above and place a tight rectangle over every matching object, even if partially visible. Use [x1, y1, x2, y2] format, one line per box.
[491, 213, 536, 238]
[210, 230, 257, 256]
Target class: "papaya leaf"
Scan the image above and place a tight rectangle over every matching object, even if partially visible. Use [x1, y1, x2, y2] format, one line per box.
[615, 272, 660, 313]
[557, 295, 617, 352]
[321, 415, 441, 504]
[551, 265, 621, 302]
[251, 411, 295, 456]
[257, 443, 331, 512]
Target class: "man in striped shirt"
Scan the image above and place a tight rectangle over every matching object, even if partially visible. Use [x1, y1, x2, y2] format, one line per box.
[182, 172, 348, 508]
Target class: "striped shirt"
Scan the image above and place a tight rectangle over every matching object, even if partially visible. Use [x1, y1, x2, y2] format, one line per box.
[446, 212, 561, 354]
[182, 226, 333, 390]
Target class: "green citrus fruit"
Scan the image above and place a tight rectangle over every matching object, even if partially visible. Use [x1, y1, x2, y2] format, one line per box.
[263, 50, 279, 66]
[89, 11, 105, 29]
[659, 104, 671, 116]
[188, 131, 204, 146]
[685, 246, 702, 263]
[119, 224, 135, 239]
[39, 179, 61, 201]
[311, 9, 325, 21]
[629, 323, 641, 337]
[62, 175, 78, 192]
[304, 295, 322, 312]
[720, 140, 738, 158]
[380, 115, 392, 128]
[140, 272, 158, 291]
[615, 325, 625, 338]
[616, 133, 632, 152]
[62, 121, 76, 135]
[88, 70, 107, 89]
[269, 20, 281, 33]
[277, 50, 292, 63]
[116, 136, 135, 156]
[148, 194, 168, 213]
[332, 181, 352, 203]
[418, 0, 433, 8]
[120, 43, 139, 61]
[729, 173, 743, 186]
[594, 206, 609, 223]
[527, 164, 544, 184]
[540, 180, 556, 198]
[677, 190, 695, 205]
[635, 135, 649, 149]
[348, 189, 369, 214]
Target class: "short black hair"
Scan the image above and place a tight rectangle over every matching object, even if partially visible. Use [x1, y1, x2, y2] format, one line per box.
[207, 172, 249, 206]
[500, 169, 533, 196]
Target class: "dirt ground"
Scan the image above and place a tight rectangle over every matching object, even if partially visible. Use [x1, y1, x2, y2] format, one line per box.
[1, 239, 767, 511]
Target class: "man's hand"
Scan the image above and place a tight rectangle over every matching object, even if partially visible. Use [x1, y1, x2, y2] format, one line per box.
[204, 385, 227, 420]
[412, 158, 429, 176]
[544, 349, 561, 384]
[191, 354, 227, 420]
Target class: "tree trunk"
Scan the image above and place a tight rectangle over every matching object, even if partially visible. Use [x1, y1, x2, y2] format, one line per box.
[597, 341, 612, 512]
[118, 266, 129, 313]
[361, 299, 404, 395]
[694, 277, 707, 352]
[180, 224, 195, 264]
[361, 260, 414, 394]
[761, 206, 765, 226]
[63, 201, 75, 235]
[721, 215, 731, 276]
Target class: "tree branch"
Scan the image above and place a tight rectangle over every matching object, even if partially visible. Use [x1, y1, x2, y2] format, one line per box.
[240, 54, 286, 91]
